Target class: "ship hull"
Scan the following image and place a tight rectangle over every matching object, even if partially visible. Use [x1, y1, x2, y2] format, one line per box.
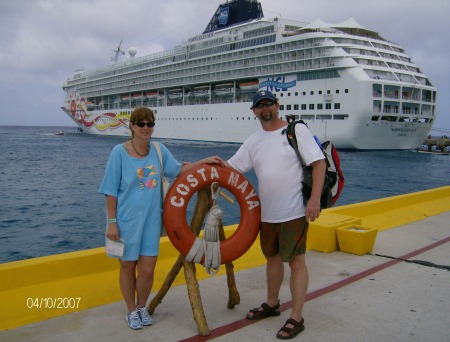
[62, 99, 431, 150]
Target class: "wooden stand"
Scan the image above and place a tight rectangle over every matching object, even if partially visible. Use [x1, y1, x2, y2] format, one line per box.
[148, 186, 240, 336]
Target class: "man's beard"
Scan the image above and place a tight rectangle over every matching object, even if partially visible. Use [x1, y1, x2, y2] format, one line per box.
[260, 110, 274, 122]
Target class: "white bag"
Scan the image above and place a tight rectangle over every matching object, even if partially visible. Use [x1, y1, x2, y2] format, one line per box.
[106, 238, 125, 258]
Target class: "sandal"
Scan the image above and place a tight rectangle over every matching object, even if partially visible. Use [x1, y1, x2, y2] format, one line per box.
[246, 301, 281, 320]
[276, 318, 305, 340]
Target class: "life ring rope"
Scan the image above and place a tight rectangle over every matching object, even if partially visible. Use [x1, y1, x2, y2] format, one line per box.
[164, 164, 261, 265]
[186, 183, 222, 275]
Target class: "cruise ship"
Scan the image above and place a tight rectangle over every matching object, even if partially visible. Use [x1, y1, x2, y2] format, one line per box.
[61, 0, 437, 150]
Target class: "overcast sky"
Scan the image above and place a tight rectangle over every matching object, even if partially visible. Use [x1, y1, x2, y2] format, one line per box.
[0, 0, 448, 134]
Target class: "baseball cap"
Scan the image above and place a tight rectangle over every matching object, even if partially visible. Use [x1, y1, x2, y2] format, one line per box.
[251, 90, 276, 109]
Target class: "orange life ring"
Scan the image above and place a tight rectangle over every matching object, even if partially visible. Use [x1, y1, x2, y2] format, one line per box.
[163, 164, 261, 264]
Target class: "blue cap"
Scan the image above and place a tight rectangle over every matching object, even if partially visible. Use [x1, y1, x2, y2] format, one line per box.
[251, 90, 276, 108]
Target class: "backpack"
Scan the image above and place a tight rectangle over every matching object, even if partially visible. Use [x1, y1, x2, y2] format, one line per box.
[285, 119, 344, 208]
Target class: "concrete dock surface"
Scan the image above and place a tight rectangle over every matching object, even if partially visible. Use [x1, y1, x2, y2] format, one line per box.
[1, 211, 449, 342]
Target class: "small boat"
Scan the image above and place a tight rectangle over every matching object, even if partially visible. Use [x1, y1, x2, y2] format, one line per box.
[132, 93, 145, 100]
[239, 80, 259, 92]
[193, 85, 210, 97]
[214, 83, 235, 96]
[145, 91, 158, 99]
[415, 149, 449, 155]
[55, 130, 65, 136]
[84, 101, 94, 109]
[168, 88, 183, 99]
[120, 94, 131, 101]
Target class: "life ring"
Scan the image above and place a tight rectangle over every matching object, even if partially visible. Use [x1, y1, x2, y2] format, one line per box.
[163, 164, 261, 264]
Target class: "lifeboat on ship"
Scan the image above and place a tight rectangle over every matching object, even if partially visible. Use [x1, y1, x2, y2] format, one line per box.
[239, 80, 259, 92]
[193, 85, 210, 97]
[84, 101, 94, 109]
[145, 91, 158, 99]
[214, 82, 235, 96]
[120, 94, 131, 101]
[168, 88, 183, 99]
[132, 93, 145, 101]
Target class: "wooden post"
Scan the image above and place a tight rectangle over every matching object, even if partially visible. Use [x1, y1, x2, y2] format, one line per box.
[148, 185, 240, 336]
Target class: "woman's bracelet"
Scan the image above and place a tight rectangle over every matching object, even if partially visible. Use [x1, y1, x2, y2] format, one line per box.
[107, 218, 117, 224]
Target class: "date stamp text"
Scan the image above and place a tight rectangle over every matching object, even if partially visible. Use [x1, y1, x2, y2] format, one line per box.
[27, 297, 81, 309]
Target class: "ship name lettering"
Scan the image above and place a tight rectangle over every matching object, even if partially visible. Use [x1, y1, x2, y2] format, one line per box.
[390, 128, 417, 133]
[189, 33, 214, 43]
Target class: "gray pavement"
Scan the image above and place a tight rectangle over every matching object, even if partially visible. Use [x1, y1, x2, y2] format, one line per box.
[1, 212, 449, 342]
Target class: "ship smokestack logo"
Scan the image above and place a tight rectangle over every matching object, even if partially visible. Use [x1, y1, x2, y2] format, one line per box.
[218, 6, 229, 25]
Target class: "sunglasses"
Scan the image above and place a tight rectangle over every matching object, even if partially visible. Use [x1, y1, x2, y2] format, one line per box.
[254, 101, 274, 109]
[135, 121, 155, 128]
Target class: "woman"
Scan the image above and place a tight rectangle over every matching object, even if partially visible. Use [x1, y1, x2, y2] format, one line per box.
[98, 107, 222, 330]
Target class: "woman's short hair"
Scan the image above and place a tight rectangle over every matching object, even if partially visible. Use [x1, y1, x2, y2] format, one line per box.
[129, 107, 155, 137]
[130, 107, 155, 124]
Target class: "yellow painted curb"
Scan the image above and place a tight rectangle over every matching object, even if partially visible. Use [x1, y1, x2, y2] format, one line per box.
[325, 185, 450, 230]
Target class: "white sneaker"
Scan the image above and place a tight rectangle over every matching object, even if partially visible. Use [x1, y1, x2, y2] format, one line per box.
[137, 306, 153, 326]
[126, 309, 143, 330]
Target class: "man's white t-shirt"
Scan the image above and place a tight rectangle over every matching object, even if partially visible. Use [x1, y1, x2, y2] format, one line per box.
[227, 123, 324, 223]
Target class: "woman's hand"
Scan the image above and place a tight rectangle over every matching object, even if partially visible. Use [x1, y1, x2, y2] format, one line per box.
[180, 156, 225, 174]
[201, 156, 225, 166]
[106, 223, 120, 241]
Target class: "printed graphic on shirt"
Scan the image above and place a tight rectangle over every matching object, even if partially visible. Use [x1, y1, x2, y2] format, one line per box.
[137, 165, 159, 191]
[138, 165, 157, 178]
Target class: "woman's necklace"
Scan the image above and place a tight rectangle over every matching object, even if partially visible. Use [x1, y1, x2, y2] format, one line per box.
[130, 139, 149, 157]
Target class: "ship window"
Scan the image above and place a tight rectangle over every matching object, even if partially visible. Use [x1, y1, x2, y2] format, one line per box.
[310, 91, 314, 95]
[371, 115, 380, 121]
[334, 103, 341, 109]
[334, 114, 348, 120]
[345, 89, 349, 93]
[295, 92, 298, 96]
[319, 91, 322, 95]
[301, 104, 306, 110]
[336, 89, 340, 94]
[286, 105, 292, 110]
[326, 103, 331, 110]
[294, 104, 299, 110]
[317, 104, 323, 110]
[302, 92, 306, 96]
[381, 116, 397, 122]
[301, 115, 315, 120]
[327, 90, 331, 94]
[309, 104, 314, 110]
[279, 105, 285, 110]
[317, 115, 332, 120]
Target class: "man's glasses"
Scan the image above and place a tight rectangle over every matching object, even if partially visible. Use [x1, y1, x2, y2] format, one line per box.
[135, 121, 155, 128]
[254, 101, 274, 109]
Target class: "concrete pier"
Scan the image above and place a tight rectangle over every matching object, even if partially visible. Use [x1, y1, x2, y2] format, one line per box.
[422, 137, 450, 151]
[1, 187, 449, 341]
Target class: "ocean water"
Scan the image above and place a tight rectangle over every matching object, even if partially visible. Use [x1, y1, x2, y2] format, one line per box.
[0, 126, 449, 263]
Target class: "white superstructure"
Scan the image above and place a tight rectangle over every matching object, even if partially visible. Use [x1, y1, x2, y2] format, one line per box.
[61, 0, 437, 150]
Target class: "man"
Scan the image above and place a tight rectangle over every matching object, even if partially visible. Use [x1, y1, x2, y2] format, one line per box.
[224, 90, 326, 339]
